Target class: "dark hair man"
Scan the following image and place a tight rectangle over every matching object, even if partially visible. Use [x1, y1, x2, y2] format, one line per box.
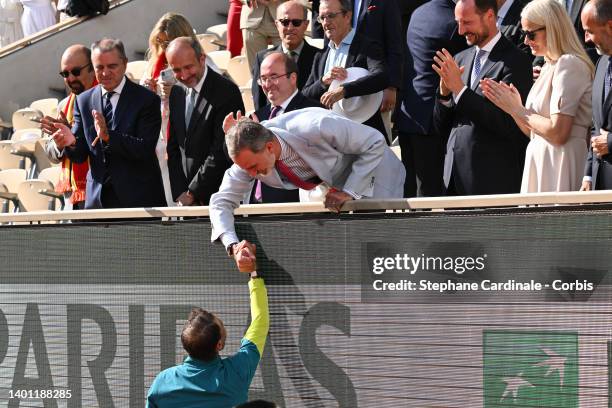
[147, 241, 269, 407]
[51, 38, 166, 209]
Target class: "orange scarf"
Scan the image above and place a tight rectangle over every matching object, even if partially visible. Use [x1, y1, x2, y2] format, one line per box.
[56, 91, 91, 204]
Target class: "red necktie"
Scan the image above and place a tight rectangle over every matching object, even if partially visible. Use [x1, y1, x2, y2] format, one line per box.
[275, 159, 319, 190]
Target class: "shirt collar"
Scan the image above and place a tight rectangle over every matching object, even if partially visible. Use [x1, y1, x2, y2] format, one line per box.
[496, 0, 515, 24]
[328, 28, 355, 50]
[184, 355, 220, 368]
[191, 65, 208, 95]
[282, 41, 305, 56]
[101, 75, 126, 97]
[477, 31, 502, 54]
[279, 89, 299, 111]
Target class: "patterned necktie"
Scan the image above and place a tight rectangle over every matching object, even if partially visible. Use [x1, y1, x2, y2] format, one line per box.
[604, 57, 612, 103]
[269, 105, 282, 119]
[103, 91, 114, 126]
[472, 49, 486, 87]
[275, 159, 319, 190]
[185, 88, 197, 128]
[287, 51, 298, 63]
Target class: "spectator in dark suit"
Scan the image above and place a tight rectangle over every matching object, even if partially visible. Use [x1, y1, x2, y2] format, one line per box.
[352, 0, 403, 115]
[165, 37, 244, 206]
[252, 51, 322, 203]
[432, 0, 533, 195]
[52, 38, 166, 209]
[302, 0, 388, 138]
[252, 0, 320, 111]
[580, 0, 612, 191]
[397, 0, 469, 197]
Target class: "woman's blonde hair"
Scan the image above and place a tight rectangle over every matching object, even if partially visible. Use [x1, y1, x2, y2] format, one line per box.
[146, 13, 197, 62]
[521, 0, 594, 75]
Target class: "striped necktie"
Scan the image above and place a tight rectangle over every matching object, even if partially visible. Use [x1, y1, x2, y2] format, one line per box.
[103, 91, 114, 125]
[604, 57, 612, 103]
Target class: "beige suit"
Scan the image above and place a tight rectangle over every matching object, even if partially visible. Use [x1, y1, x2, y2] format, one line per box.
[240, 0, 285, 70]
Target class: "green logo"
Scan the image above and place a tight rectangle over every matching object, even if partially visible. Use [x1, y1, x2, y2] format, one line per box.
[483, 330, 578, 407]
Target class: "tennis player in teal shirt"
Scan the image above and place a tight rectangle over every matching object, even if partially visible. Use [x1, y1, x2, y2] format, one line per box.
[146, 241, 269, 407]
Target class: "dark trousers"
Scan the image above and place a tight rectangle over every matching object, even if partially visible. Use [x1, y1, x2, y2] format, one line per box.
[398, 131, 445, 198]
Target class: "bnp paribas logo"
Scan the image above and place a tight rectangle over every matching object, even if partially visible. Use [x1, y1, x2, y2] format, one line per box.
[483, 330, 578, 407]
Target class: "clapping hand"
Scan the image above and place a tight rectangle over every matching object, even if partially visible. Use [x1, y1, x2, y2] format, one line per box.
[480, 79, 523, 115]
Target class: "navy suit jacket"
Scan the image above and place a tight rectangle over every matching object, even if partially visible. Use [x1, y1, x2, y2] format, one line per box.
[433, 35, 533, 195]
[353, 0, 403, 90]
[302, 32, 388, 137]
[251, 41, 320, 111]
[167, 69, 244, 205]
[252, 91, 322, 203]
[585, 56, 612, 189]
[66, 78, 165, 209]
[397, 0, 468, 135]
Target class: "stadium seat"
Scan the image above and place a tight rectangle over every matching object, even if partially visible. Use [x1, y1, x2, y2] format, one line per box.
[12, 108, 43, 131]
[206, 23, 227, 45]
[36, 165, 64, 210]
[226, 55, 251, 87]
[0, 168, 27, 212]
[11, 128, 42, 142]
[30, 98, 58, 118]
[17, 179, 58, 212]
[240, 86, 255, 116]
[207, 50, 231, 73]
[126, 60, 148, 83]
[0, 141, 24, 170]
[197, 33, 221, 54]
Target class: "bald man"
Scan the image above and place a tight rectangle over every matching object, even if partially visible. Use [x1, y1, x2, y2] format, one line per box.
[42, 44, 96, 209]
[166, 36, 244, 206]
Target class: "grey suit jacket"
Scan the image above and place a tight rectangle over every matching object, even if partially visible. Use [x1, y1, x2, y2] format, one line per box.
[210, 107, 405, 243]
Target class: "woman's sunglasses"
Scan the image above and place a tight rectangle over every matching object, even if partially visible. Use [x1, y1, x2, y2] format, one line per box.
[521, 27, 545, 41]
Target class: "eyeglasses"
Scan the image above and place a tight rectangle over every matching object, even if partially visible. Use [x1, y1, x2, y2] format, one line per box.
[521, 27, 545, 41]
[59, 63, 92, 78]
[257, 72, 291, 86]
[316, 11, 347, 23]
[277, 18, 306, 27]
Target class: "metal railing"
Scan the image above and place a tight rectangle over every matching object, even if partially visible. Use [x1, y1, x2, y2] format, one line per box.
[1, 190, 612, 224]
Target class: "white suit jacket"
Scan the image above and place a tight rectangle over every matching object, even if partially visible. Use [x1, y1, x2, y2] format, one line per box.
[210, 108, 405, 244]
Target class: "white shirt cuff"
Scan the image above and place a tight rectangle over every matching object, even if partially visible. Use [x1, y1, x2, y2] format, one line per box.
[343, 189, 362, 199]
[583, 176, 593, 182]
[220, 232, 239, 249]
[453, 85, 468, 104]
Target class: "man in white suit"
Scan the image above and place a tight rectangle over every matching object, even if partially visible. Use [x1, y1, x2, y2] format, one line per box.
[210, 107, 405, 266]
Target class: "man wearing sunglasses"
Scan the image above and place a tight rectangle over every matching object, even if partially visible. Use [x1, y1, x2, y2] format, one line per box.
[240, 0, 286, 71]
[581, 0, 612, 191]
[251, 0, 320, 111]
[42, 44, 96, 210]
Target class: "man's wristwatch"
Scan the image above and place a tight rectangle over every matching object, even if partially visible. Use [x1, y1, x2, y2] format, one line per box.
[226, 242, 238, 257]
[438, 92, 452, 101]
